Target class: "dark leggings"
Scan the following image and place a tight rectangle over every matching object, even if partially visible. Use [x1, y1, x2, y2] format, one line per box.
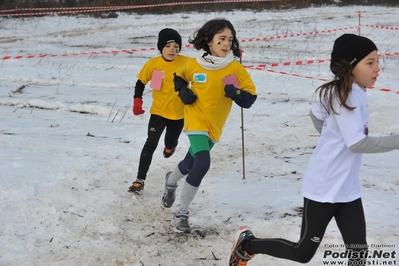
[176, 135, 215, 187]
[177, 150, 210, 187]
[137, 114, 183, 180]
[243, 198, 367, 265]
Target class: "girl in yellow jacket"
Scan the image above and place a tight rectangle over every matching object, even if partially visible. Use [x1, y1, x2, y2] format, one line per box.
[161, 19, 257, 233]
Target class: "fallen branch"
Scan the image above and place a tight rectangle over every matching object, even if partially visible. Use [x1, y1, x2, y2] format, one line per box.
[10, 85, 26, 95]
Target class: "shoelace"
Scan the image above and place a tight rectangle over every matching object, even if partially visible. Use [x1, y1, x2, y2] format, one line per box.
[164, 148, 174, 153]
[229, 250, 254, 266]
[229, 253, 249, 266]
[133, 181, 143, 187]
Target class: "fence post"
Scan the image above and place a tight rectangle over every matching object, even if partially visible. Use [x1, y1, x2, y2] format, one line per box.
[239, 50, 246, 180]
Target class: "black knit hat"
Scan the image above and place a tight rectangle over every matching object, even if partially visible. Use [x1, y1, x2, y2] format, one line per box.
[157, 28, 182, 53]
[330, 34, 377, 74]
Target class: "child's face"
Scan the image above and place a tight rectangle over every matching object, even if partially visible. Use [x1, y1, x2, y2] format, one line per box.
[352, 50, 380, 88]
[208, 27, 233, 58]
[161, 42, 180, 61]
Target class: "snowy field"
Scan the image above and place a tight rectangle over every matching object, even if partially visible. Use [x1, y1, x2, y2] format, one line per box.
[0, 4, 398, 266]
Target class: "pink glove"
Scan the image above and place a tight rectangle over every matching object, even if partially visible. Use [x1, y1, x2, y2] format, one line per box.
[132, 98, 145, 115]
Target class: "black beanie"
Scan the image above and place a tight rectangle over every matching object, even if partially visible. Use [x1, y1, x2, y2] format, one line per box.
[157, 28, 182, 53]
[330, 33, 377, 74]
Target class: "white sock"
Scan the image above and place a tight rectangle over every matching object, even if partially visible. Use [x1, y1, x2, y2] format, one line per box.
[178, 181, 199, 211]
[167, 165, 185, 186]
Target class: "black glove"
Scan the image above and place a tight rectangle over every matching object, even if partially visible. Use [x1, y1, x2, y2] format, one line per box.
[224, 84, 241, 99]
[179, 87, 197, 105]
[174, 73, 188, 91]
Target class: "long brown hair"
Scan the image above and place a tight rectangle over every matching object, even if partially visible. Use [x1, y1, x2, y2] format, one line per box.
[315, 59, 355, 115]
[188, 18, 241, 57]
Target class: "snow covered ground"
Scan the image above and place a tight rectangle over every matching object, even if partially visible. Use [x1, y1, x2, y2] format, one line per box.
[0, 4, 398, 266]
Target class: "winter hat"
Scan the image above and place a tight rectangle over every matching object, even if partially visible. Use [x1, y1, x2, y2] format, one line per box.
[157, 28, 182, 53]
[330, 33, 377, 74]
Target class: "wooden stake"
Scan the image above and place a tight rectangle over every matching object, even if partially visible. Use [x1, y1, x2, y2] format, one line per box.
[239, 50, 246, 180]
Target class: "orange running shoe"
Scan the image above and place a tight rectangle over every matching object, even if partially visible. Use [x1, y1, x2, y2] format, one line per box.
[163, 147, 175, 158]
[228, 226, 255, 266]
[127, 179, 145, 194]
